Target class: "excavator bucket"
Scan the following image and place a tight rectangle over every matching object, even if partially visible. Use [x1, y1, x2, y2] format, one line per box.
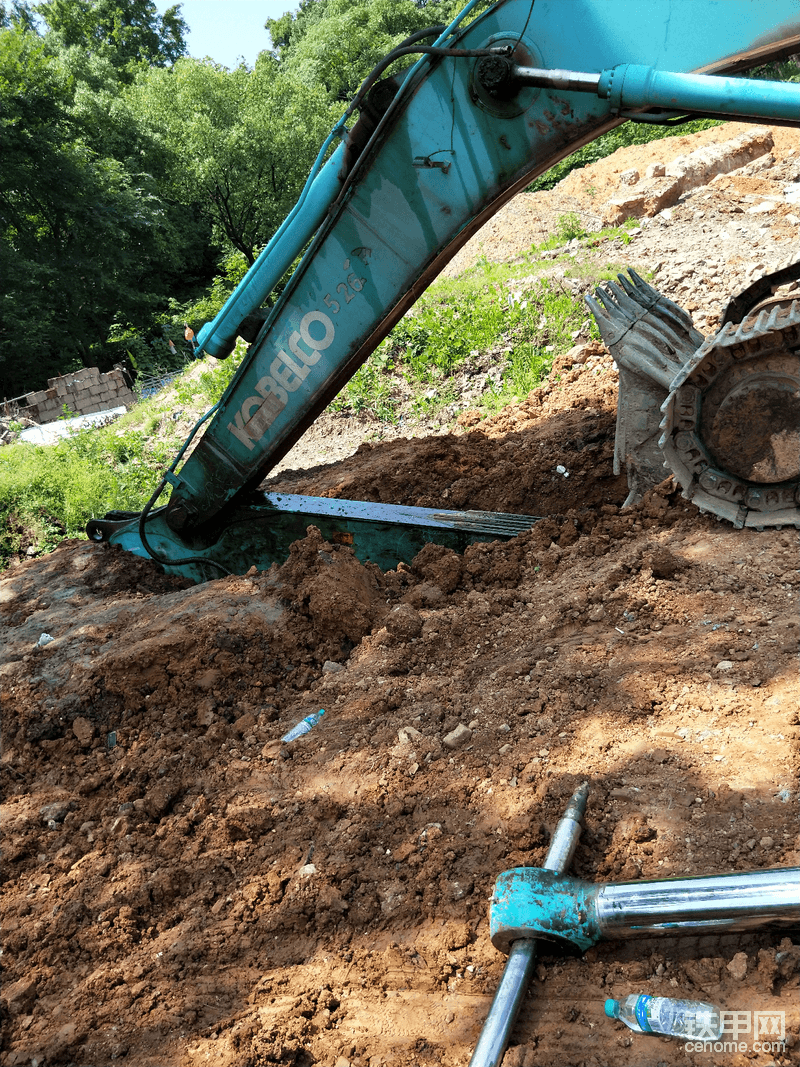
[587, 266, 800, 529]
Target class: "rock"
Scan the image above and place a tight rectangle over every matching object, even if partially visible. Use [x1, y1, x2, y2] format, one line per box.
[3, 976, 37, 1015]
[40, 800, 71, 825]
[385, 604, 423, 641]
[72, 716, 94, 746]
[603, 128, 773, 224]
[619, 168, 640, 186]
[402, 581, 446, 608]
[715, 660, 735, 671]
[646, 162, 665, 178]
[143, 784, 173, 819]
[232, 711, 257, 736]
[666, 127, 773, 186]
[759, 836, 774, 849]
[757, 948, 779, 991]
[443, 724, 472, 750]
[727, 951, 748, 980]
[322, 660, 344, 673]
[603, 176, 681, 224]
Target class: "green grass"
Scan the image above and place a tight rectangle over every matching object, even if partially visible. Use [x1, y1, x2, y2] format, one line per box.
[0, 345, 247, 568]
[330, 224, 636, 423]
[0, 428, 173, 561]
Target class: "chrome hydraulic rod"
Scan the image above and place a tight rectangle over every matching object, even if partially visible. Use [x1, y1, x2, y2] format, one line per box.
[596, 868, 800, 939]
[480, 62, 800, 125]
[491, 866, 800, 953]
[469, 782, 589, 1067]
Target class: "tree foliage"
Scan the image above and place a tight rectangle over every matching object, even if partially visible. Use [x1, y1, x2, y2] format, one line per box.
[0, 14, 201, 397]
[266, 0, 491, 102]
[128, 54, 339, 264]
[35, 0, 187, 79]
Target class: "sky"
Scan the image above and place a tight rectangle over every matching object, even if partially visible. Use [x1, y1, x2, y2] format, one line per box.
[154, 0, 297, 69]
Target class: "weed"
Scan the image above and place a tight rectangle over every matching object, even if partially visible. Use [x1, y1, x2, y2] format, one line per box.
[555, 212, 587, 243]
[332, 358, 398, 422]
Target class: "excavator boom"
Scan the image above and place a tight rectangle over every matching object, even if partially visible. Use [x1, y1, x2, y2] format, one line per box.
[88, 0, 800, 580]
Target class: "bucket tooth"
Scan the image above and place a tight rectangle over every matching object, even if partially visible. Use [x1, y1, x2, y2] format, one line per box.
[627, 267, 661, 300]
[604, 280, 643, 317]
[584, 294, 609, 322]
[617, 271, 657, 308]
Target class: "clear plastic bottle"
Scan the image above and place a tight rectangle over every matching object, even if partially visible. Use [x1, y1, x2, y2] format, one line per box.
[604, 994, 722, 1040]
[281, 709, 325, 743]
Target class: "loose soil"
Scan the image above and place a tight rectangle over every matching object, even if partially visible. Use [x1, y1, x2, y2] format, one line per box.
[1, 123, 799, 1067]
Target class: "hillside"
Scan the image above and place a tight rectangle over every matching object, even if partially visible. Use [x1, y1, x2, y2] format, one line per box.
[1, 123, 799, 1067]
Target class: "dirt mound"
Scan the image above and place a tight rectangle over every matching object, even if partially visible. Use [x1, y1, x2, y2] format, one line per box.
[2, 122, 800, 1067]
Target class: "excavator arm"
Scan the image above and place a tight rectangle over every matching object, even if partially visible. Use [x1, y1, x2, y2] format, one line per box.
[88, 0, 800, 581]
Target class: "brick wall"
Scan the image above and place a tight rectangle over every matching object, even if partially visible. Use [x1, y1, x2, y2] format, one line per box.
[16, 367, 136, 425]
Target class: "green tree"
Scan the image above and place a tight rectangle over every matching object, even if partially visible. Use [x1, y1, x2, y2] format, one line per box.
[0, 23, 201, 397]
[35, 0, 187, 80]
[266, 0, 491, 102]
[128, 54, 339, 264]
[0, 1, 36, 29]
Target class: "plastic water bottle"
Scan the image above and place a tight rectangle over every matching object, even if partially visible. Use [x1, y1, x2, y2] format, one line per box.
[281, 709, 325, 743]
[604, 994, 722, 1040]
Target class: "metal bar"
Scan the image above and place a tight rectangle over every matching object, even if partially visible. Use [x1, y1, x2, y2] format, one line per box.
[510, 65, 601, 92]
[469, 783, 588, 1067]
[541, 782, 589, 877]
[263, 493, 541, 536]
[595, 868, 800, 939]
[490, 866, 800, 953]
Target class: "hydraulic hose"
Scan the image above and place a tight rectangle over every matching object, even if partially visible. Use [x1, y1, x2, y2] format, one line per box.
[136, 404, 232, 576]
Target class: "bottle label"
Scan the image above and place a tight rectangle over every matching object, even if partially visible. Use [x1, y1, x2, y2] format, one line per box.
[635, 995, 654, 1033]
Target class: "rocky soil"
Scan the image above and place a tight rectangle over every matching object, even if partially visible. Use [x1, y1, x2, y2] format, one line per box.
[1, 123, 799, 1067]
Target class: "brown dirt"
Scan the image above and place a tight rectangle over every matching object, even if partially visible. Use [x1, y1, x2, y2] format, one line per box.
[2, 126, 800, 1067]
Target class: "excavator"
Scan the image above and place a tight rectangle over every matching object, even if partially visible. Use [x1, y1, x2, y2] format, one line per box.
[87, 0, 800, 582]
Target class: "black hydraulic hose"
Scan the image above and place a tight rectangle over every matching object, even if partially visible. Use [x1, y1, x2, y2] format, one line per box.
[397, 25, 447, 48]
[345, 42, 513, 121]
[137, 404, 232, 577]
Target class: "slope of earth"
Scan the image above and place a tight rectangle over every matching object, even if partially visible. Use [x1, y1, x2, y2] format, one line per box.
[2, 124, 800, 1067]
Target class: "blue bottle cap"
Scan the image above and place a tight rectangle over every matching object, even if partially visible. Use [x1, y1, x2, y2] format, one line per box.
[604, 999, 618, 1018]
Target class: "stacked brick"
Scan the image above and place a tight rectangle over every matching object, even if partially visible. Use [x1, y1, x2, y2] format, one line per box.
[15, 367, 136, 425]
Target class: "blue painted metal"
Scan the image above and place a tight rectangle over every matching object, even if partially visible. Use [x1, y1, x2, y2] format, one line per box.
[86, 494, 540, 583]
[490, 868, 599, 953]
[489, 866, 800, 953]
[598, 63, 800, 120]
